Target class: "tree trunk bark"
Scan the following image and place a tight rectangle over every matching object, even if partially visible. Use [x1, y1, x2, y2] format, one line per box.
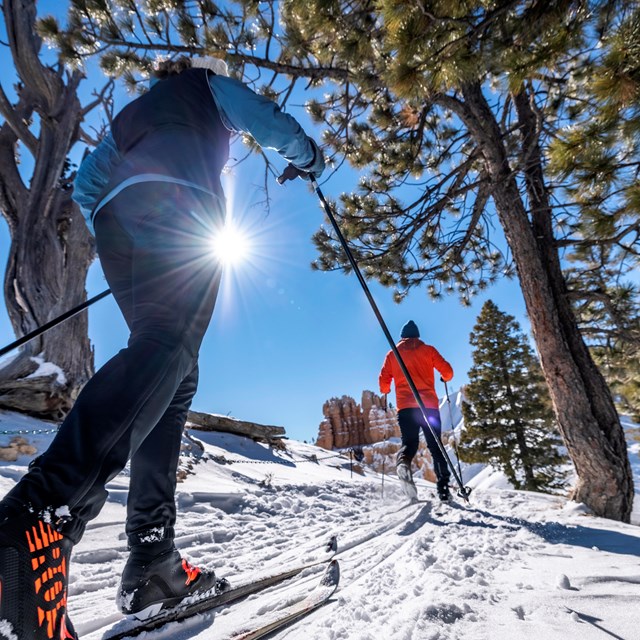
[0, 0, 96, 419]
[456, 82, 633, 521]
[1, 191, 94, 418]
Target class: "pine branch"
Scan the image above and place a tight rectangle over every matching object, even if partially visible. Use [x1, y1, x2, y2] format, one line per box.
[428, 0, 522, 61]
[93, 36, 349, 82]
[448, 179, 491, 266]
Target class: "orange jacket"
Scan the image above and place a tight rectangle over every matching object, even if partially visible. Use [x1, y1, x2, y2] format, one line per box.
[379, 338, 453, 410]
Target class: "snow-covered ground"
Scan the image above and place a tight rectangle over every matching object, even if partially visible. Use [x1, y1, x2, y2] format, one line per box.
[1, 409, 639, 640]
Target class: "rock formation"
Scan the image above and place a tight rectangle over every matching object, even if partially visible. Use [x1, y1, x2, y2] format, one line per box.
[317, 390, 446, 481]
[317, 390, 400, 450]
[0, 436, 37, 462]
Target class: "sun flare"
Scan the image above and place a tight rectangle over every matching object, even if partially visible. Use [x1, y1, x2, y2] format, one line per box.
[211, 222, 251, 266]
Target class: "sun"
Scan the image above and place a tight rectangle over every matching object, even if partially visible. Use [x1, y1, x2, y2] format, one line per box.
[211, 221, 251, 266]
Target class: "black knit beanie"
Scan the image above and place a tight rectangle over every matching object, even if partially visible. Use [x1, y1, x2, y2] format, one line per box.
[400, 320, 420, 339]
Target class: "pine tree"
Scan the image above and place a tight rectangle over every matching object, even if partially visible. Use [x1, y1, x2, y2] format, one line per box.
[460, 301, 567, 493]
[274, 0, 635, 522]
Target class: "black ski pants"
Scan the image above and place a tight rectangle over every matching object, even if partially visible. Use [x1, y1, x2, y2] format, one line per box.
[396, 407, 450, 489]
[2, 182, 224, 543]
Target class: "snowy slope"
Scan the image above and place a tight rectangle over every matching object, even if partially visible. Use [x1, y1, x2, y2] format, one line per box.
[1, 410, 640, 640]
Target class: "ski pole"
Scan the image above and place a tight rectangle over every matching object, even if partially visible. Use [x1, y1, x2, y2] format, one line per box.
[443, 379, 465, 486]
[0, 289, 112, 359]
[278, 167, 471, 502]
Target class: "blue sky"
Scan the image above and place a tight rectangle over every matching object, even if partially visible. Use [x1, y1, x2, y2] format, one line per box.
[0, 4, 531, 443]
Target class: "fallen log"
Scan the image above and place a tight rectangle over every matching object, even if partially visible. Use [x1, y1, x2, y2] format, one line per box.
[186, 410, 286, 445]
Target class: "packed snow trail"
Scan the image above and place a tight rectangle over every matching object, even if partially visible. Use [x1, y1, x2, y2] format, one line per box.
[1, 413, 639, 639]
[52, 436, 640, 640]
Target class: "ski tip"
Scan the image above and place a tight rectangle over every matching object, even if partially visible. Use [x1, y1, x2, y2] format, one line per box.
[320, 559, 340, 590]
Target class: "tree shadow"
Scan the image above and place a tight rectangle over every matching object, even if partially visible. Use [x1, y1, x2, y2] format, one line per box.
[450, 504, 640, 556]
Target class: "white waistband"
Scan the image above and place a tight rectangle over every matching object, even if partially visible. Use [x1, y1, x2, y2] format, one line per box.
[92, 174, 222, 221]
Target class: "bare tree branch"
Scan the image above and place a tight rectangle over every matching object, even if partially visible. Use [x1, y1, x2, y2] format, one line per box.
[0, 81, 37, 153]
[4, 0, 59, 110]
[81, 77, 115, 118]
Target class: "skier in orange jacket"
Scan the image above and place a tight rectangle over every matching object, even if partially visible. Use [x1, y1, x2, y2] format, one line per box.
[379, 320, 454, 501]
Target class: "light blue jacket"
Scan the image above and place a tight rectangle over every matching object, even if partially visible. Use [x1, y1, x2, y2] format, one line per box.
[73, 75, 325, 233]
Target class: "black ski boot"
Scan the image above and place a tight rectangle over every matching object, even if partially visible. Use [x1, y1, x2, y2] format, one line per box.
[0, 509, 78, 639]
[117, 543, 220, 619]
[437, 484, 452, 502]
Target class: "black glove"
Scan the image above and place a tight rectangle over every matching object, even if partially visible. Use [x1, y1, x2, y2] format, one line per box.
[277, 163, 312, 184]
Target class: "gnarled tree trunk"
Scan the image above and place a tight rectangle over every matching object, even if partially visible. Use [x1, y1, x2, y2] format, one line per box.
[0, 0, 98, 418]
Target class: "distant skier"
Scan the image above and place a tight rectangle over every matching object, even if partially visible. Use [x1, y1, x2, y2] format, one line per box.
[0, 55, 324, 639]
[379, 320, 454, 501]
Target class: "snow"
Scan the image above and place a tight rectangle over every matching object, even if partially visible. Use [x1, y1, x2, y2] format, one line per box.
[1, 410, 640, 639]
[0, 354, 66, 385]
[26, 355, 67, 385]
[0, 621, 17, 640]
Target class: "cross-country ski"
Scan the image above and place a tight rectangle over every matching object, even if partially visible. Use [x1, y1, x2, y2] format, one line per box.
[90, 534, 337, 639]
[228, 559, 340, 640]
[102, 556, 339, 640]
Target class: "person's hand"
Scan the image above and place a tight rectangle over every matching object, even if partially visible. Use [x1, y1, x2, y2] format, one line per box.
[277, 163, 312, 184]
[277, 140, 324, 184]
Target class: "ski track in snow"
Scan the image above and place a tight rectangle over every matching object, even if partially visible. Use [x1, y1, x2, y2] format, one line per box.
[1, 411, 640, 640]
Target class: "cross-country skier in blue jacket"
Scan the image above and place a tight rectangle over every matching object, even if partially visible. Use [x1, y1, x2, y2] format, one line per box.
[0, 56, 324, 639]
